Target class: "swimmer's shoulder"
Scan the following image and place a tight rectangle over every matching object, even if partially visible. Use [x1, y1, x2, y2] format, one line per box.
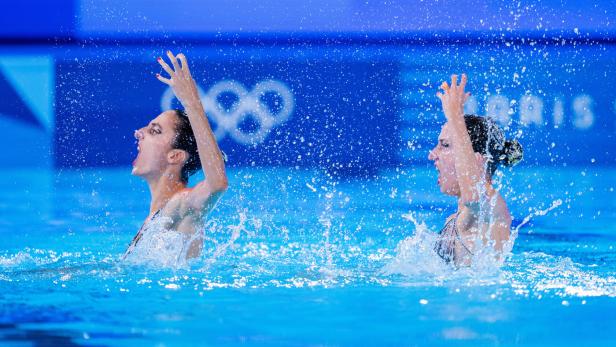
[492, 191, 512, 223]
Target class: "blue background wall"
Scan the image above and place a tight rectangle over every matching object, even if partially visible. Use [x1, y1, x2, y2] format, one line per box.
[1, 1, 614, 173]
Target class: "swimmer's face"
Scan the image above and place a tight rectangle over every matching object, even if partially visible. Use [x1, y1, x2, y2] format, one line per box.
[132, 110, 180, 179]
[428, 123, 460, 196]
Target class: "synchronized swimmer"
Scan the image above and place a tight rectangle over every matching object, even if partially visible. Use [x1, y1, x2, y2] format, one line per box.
[430, 74, 522, 266]
[123, 53, 522, 267]
[124, 51, 228, 260]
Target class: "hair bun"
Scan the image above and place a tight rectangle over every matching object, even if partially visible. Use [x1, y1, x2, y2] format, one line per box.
[499, 139, 523, 167]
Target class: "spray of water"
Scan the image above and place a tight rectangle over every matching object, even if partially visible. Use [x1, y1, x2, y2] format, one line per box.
[122, 214, 192, 268]
[200, 212, 250, 270]
[381, 212, 450, 278]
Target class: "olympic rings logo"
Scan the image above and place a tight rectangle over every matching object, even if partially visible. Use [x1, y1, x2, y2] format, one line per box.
[161, 80, 294, 145]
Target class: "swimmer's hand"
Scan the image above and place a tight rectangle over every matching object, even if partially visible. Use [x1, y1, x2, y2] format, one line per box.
[436, 74, 484, 206]
[436, 74, 471, 121]
[156, 51, 201, 109]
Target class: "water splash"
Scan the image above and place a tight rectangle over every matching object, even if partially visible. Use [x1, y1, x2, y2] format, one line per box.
[512, 199, 563, 237]
[200, 212, 252, 270]
[318, 192, 334, 271]
[122, 214, 191, 268]
[503, 252, 616, 298]
[381, 212, 450, 277]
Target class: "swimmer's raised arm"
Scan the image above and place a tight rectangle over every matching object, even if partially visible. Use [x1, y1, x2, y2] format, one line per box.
[436, 74, 483, 206]
[157, 51, 228, 217]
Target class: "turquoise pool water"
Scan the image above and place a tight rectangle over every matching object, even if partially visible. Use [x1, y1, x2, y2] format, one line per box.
[1, 167, 615, 346]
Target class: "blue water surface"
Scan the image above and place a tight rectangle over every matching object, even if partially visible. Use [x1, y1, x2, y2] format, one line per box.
[1, 166, 615, 346]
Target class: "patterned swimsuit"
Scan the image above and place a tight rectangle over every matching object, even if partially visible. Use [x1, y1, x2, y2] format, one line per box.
[434, 214, 473, 264]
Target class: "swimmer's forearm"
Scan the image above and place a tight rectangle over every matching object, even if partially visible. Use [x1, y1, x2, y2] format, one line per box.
[183, 102, 228, 191]
[450, 115, 484, 203]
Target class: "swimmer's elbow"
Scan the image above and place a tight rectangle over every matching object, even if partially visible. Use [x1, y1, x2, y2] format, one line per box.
[186, 179, 228, 212]
[208, 168, 228, 194]
[199, 174, 228, 196]
[211, 177, 228, 194]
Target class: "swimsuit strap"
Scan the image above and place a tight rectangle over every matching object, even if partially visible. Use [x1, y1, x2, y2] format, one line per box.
[123, 209, 162, 258]
[453, 221, 474, 256]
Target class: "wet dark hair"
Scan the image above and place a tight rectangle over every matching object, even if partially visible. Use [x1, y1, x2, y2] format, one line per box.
[464, 114, 523, 176]
[171, 109, 201, 183]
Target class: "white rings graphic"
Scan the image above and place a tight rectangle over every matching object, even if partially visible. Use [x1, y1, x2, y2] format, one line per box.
[161, 80, 294, 145]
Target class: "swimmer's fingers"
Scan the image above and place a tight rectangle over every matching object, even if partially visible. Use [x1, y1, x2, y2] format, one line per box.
[177, 53, 192, 76]
[440, 81, 449, 92]
[450, 74, 458, 89]
[464, 91, 471, 103]
[156, 73, 172, 85]
[166, 50, 182, 74]
[436, 91, 444, 101]
[157, 57, 174, 77]
[459, 73, 467, 90]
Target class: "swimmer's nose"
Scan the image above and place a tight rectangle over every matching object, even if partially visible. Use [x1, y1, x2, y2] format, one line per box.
[134, 129, 144, 140]
[428, 147, 437, 161]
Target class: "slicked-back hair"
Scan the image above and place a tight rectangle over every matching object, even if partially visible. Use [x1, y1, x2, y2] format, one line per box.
[464, 114, 523, 176]
[171, 109, 201, 183]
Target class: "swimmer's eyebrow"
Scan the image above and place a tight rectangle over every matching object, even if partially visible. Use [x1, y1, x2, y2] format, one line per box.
[150, 122, 162, 130]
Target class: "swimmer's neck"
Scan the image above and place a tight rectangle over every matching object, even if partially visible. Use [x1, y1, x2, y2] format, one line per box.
[145, 172, 186, 214]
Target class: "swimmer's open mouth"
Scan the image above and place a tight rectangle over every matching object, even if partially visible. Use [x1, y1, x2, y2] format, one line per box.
[133, 143, 141, 166]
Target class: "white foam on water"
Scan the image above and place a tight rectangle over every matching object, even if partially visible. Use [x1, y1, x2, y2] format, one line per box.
[0, 251, 39, 268]
[503, 252, 616, 298]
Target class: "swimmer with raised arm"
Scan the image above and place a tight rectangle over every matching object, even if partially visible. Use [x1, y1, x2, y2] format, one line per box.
[429, 74, 523, 266]
[124, 51, 228, 262]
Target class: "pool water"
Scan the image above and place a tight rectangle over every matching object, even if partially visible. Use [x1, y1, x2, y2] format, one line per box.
[1, 167, 615, 346]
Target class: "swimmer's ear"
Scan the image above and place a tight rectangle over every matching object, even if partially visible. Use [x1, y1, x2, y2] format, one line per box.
[167, 149, 188, 165]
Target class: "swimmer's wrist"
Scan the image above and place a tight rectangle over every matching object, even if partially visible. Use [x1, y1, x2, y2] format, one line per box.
[182, 100, 205, 114]
[445, 109, 464, 122]
[449, 111, 465, 123]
